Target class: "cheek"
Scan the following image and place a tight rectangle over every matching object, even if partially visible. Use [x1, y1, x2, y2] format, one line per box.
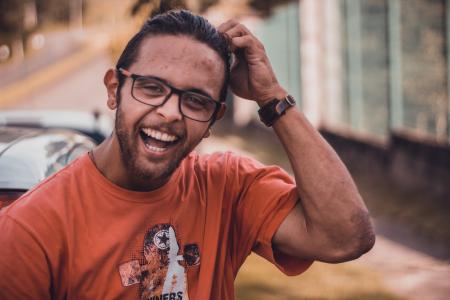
[185, 121, 210, 143]
[118, 97, 152, 129]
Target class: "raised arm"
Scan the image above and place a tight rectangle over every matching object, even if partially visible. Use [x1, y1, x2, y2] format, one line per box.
[218, 20, 375, 263]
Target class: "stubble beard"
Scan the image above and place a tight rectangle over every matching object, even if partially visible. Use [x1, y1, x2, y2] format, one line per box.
[114, 103, 191, 186]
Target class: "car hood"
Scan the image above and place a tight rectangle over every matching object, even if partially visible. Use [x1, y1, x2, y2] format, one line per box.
[0, 109, 113, 143]
[0, 127, 96, 190]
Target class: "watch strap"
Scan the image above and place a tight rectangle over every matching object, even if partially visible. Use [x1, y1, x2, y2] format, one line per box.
[258, 95, 296, 127]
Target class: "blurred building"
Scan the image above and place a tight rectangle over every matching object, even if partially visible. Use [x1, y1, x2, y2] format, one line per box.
[239, 0, 450, 196]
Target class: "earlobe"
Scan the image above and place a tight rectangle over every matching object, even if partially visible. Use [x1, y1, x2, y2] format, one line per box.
[204, 128, 212, 138]
[104, 68, 119, 110]
[215, 103, 227, 121]
[107, 98, 117, 110]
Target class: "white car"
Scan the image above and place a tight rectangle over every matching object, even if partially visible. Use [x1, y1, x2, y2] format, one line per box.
[0, 110, 113, 208]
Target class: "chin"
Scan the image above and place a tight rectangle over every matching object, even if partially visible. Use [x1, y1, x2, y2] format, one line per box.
[131, 156, 181, 183]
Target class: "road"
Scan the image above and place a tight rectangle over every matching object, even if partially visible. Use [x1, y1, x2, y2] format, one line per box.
[0, 31, 83, 89]
[2, 51, 114, 119]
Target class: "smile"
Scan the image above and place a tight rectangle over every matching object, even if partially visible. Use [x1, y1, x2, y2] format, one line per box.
[140, 128, 180, 153]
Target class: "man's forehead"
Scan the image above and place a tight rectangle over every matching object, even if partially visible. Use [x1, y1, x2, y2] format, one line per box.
[130, 34, 225, 98]
[134, 35, 222, 71]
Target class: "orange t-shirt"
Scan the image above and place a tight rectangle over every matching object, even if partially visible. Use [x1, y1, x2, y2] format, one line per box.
[0, 151, 311, 299]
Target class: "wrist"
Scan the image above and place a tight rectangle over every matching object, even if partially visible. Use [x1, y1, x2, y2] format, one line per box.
[258, 94, 296, 127]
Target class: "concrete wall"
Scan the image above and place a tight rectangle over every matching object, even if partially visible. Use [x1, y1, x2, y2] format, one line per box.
[321, 128, 450, 197]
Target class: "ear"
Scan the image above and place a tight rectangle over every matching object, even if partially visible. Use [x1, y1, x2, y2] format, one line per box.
[215, 103, 227, 121]
[205, 104, 226, 137]
[104, 68, 119, 110]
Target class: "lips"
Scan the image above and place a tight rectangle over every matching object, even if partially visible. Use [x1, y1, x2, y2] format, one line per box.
[139, 127, 181, 153]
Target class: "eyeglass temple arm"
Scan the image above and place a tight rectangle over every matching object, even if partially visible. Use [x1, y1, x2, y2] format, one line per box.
[118, 68, 132, 77]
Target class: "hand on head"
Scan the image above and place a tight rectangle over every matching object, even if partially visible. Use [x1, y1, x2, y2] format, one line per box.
[218, 20, 287, 105]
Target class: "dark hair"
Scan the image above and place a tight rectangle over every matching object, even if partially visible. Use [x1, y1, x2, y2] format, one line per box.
[116, 9, 231, 103]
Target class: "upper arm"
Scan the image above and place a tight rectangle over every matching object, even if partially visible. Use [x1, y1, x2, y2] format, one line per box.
[272, 201, 317, 260]
[226, 155, 312, 274]
[273, 201, 375, 263]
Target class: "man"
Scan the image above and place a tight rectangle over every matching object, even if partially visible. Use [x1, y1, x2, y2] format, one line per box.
[0, 10, 374, 299]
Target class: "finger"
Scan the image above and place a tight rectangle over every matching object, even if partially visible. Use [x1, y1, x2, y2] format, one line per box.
[217, 19, 239, 33]
[230, 35, 263, 56]
[225, 25, 265, 51]
[224, 23, 252, 39]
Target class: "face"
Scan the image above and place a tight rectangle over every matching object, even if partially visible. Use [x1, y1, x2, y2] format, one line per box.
[108, 35, 225, 187]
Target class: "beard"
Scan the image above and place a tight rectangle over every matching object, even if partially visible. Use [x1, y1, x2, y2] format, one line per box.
[114, 101, 191, 187]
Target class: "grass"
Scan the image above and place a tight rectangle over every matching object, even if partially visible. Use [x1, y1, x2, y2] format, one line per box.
[235, 254, 403, 300]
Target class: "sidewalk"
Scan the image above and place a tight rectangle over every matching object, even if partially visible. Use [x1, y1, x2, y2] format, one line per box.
[354, 235, 450, 300]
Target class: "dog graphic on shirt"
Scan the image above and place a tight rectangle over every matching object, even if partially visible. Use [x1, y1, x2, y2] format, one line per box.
[119, 224, 200, 300]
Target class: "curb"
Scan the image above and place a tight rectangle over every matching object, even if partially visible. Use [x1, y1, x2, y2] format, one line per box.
[0, 34, 110, 108]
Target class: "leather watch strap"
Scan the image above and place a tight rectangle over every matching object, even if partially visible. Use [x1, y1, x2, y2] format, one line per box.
[258, 95, 296, 127]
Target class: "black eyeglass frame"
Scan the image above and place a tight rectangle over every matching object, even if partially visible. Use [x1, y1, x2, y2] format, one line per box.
[117, 67, 222, 122]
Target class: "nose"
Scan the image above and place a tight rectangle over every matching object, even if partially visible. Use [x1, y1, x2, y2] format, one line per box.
[155, 94, 183, 122]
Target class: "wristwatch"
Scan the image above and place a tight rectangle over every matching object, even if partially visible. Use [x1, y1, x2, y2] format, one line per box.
[258, 95, 296, 127]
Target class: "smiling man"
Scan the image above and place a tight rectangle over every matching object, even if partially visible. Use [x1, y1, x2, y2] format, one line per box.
[0, 10, 375, 300]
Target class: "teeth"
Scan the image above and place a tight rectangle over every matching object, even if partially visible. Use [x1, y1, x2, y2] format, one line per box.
[155, 131, 162, 140]
[145, 144, 166, 152]
[142, 128, 177, 142]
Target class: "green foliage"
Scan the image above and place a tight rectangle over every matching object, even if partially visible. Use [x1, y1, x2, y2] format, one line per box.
[248, 0, 297, 16]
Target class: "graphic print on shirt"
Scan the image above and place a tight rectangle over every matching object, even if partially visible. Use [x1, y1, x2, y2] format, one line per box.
[118, 223, 200, 300]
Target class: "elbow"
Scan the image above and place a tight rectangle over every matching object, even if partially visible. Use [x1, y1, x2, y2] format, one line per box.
[339, 205, 376, 261]
[321, 213, 376, 263]
[322, 230, 376, 263]
[343, 228, 376, 261]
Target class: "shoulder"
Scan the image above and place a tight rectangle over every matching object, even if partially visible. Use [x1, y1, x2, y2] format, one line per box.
[1, 154, 89, 226]
[186, 151, 258, 174]
[185, 151, 288, 183]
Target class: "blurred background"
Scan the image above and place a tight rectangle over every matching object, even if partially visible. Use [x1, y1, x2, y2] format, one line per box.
[0, 0, 449, 299]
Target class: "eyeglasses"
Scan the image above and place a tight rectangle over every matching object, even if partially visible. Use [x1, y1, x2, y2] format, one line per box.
[118, 68, 222, 122]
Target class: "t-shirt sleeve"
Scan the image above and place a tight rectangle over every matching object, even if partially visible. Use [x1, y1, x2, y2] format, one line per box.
[228, 154, 313, 276]
[0, 213, 51, 299]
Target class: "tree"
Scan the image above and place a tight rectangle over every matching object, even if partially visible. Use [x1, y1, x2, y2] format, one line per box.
[129, 0, 220, 17]
[0, 0, 25, 43]
[248, 0, 297, 17]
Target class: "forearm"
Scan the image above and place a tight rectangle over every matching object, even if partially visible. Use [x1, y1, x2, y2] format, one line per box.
[218, 18, 374, 261]
[271, 104, 374, 260]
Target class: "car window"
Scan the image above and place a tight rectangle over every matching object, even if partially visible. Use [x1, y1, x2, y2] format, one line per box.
[0, 190, 26, 209]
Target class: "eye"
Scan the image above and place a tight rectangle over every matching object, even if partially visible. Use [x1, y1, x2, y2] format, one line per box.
[183, 94, 212, 110]
[135, 79, 167, 96]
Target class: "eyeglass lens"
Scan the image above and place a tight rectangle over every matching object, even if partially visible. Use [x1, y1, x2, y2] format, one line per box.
[132, 77, 217, 121]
